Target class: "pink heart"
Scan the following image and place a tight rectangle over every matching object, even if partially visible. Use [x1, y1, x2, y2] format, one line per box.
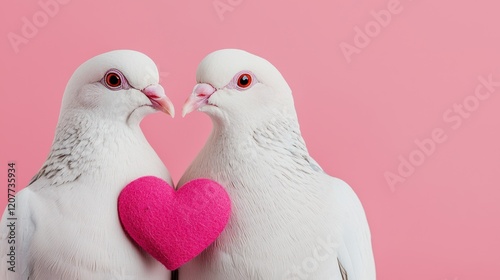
[118, 176, 231, 270]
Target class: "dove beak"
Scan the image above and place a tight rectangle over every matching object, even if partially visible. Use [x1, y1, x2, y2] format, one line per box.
[142, 84, 175, 118]
[182, 83, 216, 117]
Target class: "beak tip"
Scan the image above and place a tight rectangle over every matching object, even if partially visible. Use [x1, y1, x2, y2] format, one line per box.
[169, 107, 175, 118]
[158, 103, 175, 118]
[181, 105, 193, 118]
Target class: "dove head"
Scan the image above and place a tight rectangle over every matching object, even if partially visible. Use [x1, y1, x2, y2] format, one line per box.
[60, 50, 174, 126]
[182, 49, 295, 129]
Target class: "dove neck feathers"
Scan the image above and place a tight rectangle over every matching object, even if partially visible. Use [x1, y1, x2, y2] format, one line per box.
[30, 111, 146, 187]
[204, 112, 322, 179]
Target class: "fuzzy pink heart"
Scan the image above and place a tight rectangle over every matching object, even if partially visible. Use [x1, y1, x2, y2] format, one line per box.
[118, 176, 231, 270]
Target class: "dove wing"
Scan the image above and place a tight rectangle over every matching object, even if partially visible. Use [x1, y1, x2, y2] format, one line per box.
[330, 177, 376, 280]
[1, 188, 36, 280]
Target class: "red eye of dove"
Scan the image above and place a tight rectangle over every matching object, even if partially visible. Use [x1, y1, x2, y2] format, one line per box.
[237, 73, 252, 89]
[105, 72, 122, 88]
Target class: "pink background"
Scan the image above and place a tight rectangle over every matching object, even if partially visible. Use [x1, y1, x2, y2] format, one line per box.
[1, 0, 499, 279]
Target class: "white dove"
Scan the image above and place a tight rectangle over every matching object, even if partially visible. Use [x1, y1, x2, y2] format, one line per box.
[0, 50, 175, 280]
[179, 49, 376, 280]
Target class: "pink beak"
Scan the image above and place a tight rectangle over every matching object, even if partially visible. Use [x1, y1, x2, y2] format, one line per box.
[182, 83, 216, 117]
[142, 84, 175, 118]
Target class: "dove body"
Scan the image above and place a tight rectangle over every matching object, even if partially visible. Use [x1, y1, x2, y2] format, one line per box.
[1, 50, 174, 280]
[179, 49, 376, 280]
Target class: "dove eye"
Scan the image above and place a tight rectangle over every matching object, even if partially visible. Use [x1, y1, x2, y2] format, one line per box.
[101, 69, 130, 90]
[237, 74, 252, 88]
[105, 72, 122, 88]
